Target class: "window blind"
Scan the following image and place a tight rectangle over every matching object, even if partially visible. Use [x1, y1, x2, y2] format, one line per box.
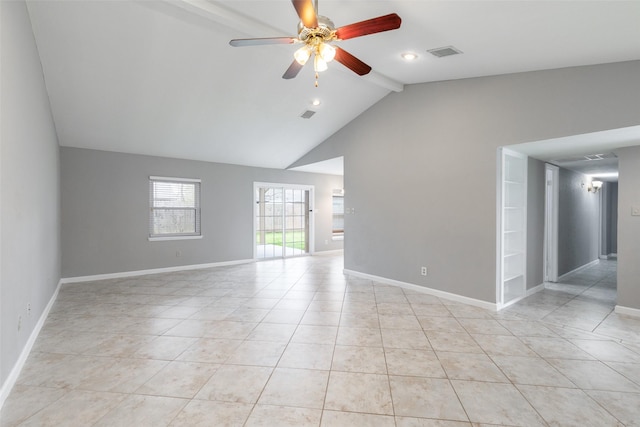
[149, 177, 201, 237]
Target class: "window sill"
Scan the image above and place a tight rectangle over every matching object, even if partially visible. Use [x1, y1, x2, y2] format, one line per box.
[149, 235, 203, 242]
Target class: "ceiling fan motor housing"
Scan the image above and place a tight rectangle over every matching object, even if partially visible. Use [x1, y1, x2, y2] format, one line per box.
[298, 15, 336, 42]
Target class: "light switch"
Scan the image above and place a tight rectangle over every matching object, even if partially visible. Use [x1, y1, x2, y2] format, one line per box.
[633, 206, 640, 216]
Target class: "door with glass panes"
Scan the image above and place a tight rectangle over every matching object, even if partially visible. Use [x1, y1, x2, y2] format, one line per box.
[255, 183, 313, 259]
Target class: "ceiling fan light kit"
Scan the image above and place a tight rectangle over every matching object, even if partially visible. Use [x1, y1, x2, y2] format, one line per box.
[229, 0, 401, 87]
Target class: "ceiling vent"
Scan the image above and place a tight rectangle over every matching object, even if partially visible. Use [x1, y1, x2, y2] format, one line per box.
[427, 46, 462, 58]
[300, 110, 316, 119]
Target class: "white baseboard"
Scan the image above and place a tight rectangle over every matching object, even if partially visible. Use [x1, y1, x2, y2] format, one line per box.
[496, 282, 545, 310]
[558, 259, 600, 281]
[615, 305, 640, 318]
[0, 280, 62, 410]
[343, 269, 497, 312]
[528, 283, 546, 296]
[60, 259, 255, 284]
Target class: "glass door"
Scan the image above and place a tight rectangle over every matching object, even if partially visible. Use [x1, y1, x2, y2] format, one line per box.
[255, 183, 313, 259]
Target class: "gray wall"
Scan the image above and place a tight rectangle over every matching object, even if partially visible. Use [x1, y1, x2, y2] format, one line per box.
[616, 146, 640, 310]
[1, 1, 61, 387]
[291, 61, 640, 304]
[61, 148, 343, 278]
[527, 158, 545, 289]
[557, 168, 600, 276]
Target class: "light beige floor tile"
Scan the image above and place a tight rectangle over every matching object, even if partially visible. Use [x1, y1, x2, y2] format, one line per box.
[570, 338, 640, 363]
[378, 313, 422, 329]
[321, 410, 395, 426]
[245, 405, 321, 426]
[169, 400, 253, 426]
[300, 310, 341, 326]
[497, 319, 558, 337]
[336, 327, 382, 347]
[17, 390, 126, 427]
[262, 309, 305, 324]
[132, 335, 198, 360]
[331, 345, 387, 374]
[490, 355, 575, 387]
[93, 394, 187, 427]
[519, 336, 596, 359]
[471, 334, 537, 357]
[425, 331, 482, 353]
[381, 329, 431, 350]
[438, 352, 508, 382]
[548, 359, 640, 392]
[586, 390, 640, 427]
[418, 316, 465, 333]
[395, 417, 472, 427]
[176, 338, 243, 364]
[385, 348, 446, 378]
[201, 320, 257, 340]
[339, 312, 380, 328]
[410, 304, 452, 317]
[0, 385, 67, 427]
[163, 319, 220, 338]
[451, 380, 545, 426]
[291, 325, 338, 344]
[226, 340, 286, 366]
[518, 385, 625, 427]
[457, 318, 511, 335]
[389, 376, 467, 421]
[246, 322, 297, 342]
[136, 361, 219, 398]
[278, 342, 334, 370]
[258, 368, 329, 409]
[606, 361, 640, 384]
[195, 364, 272, 403]
[76, 357, 168, 393]
[324, 371, 393, 415]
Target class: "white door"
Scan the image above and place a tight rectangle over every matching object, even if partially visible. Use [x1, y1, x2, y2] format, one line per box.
[497, 148, 528, 308]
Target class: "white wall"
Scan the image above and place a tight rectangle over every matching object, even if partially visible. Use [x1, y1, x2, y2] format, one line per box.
[291, 61, 640, 305]
[0, 0, 61, 392]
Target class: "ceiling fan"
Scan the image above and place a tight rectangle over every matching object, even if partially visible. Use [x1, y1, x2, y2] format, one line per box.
[229, 0, 401, 86]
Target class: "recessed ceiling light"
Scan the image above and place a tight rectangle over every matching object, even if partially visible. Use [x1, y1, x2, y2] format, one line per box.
[312, 99, 321, 106]
[401, 52, 418, 61]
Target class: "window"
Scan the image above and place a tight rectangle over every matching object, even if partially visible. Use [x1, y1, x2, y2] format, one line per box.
[332, 189, 344, 239]
[149, 176, 201, 239]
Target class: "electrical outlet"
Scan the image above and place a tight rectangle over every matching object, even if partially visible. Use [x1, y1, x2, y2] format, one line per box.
[632, 206, 640, 216]
[421, 266, 428, 276]
[325, 239, 329, 245]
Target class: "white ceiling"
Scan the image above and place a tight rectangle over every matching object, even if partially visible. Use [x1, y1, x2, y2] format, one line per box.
[26, 1, 640, 170]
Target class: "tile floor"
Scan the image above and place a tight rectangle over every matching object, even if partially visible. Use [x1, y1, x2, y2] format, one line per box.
[2, 254, 639, 426]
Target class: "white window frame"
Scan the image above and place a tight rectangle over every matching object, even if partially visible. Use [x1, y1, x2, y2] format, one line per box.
[149, 176, 202, 241]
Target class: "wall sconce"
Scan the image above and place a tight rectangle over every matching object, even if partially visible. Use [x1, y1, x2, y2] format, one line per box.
[588, 180, 603, 193]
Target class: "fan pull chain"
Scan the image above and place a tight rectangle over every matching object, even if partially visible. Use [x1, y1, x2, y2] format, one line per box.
[315, 72, 319, 87]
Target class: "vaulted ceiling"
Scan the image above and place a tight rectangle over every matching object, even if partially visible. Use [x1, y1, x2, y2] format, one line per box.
[26, 1, 640, 170]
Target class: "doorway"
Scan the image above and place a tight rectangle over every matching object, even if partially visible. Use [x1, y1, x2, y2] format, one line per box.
[254, 183, 314, 259]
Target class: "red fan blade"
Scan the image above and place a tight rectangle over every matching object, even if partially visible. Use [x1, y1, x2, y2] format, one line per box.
[292, 0, 318, 28]
[334, 47, 372, 76]
[335, 13, 401, 40]
[230, 37, 297, 47]
[283, 60, 305, 79]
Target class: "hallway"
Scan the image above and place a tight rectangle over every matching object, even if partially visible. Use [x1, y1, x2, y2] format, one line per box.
[503, 259, 640, 343]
